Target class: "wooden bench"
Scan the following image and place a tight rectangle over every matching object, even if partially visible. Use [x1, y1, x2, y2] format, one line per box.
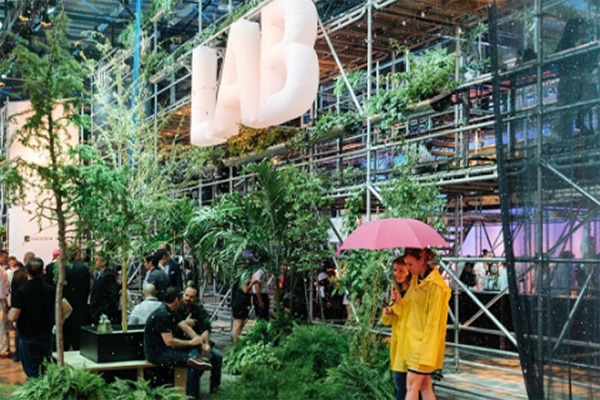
[56, 351, 155, 381]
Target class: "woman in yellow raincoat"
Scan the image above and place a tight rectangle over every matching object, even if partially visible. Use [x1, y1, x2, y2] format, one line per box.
[381, 256, 412, 400]
[401, 248, 451, 400]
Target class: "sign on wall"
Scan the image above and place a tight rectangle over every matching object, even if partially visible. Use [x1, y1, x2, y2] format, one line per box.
[190, 0, 319, 147]
[5, 101, 78, 263]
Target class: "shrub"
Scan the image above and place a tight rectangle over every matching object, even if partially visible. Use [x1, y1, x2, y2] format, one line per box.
[275, 324, 349, 377]
[219, 323, 352, 400]
[111, 379, 187, 399]
[321, 358, 395, 400]
[10, 363, 187, 400]
[11, 363, 112, 400]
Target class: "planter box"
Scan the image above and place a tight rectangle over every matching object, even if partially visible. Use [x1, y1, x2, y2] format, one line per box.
[80, 325, 145, 363]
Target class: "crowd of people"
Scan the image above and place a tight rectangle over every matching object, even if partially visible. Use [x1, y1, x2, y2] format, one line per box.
[0, 244, 224, 399]
[458, 249, 508, 292]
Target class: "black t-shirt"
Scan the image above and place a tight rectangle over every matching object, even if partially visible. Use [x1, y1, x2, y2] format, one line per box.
[144, 303, 178, 362]
[12, 278, 56, 339]
[175, 302, 211, 338]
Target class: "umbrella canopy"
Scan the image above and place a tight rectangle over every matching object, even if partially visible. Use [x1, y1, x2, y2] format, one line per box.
[338, 218, 448, 252]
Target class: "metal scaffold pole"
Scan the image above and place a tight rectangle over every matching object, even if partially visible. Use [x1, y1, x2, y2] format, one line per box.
[366, 0, 373, 220]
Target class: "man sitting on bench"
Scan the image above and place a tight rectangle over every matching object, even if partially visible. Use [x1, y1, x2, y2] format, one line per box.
[177, 285, 223, 394]
[144, 286, 211, 399]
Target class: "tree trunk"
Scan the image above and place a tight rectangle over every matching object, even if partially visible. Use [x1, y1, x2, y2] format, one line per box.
[121, 254, 128, 332]
[54, 198, 67, 366]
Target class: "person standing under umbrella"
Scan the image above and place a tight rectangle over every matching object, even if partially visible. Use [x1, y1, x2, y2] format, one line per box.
[401, 248, 450, 400]
[381, 256, 412, 400]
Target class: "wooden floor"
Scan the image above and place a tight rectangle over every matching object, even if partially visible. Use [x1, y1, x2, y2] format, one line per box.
[0, 330, 26, 385]
[3, 311, 597, 399]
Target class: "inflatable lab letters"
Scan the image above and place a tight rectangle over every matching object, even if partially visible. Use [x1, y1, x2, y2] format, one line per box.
[190, 0, 319, 147]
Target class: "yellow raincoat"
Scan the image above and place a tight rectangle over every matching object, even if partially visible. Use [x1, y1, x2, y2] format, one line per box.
[398, 267, 450, 372]
[381, 289, 407, 372]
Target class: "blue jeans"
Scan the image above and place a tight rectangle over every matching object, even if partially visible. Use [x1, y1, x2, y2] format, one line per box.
[210, 347, 223, 391]
[19, 335, 52, 378]
[150, 347, 202, 399]
[394, 371, 407, 400]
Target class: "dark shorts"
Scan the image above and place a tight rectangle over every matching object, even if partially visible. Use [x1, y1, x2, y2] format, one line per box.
[232, 307, 250, 320]
[408, 368, 434, 376]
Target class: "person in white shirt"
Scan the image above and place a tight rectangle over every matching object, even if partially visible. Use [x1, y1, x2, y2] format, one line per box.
[498, 262, 508, 292]
[251, 268, 270, 320]
[473, 250, 492, 291]
[128, 283, 162, 325]
[0, 250, 10, 357]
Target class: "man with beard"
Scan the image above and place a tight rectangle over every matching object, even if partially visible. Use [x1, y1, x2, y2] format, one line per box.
[177, 285, 222, 394]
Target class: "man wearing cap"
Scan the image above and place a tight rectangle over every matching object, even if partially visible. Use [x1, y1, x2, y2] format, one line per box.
[44, 249, 61, 284]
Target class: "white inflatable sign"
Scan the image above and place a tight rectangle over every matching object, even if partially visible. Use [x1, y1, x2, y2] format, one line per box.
[190, 0, 319, 147]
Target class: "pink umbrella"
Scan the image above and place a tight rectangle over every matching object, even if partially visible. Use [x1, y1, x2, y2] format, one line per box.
[337, 218, 448, 253]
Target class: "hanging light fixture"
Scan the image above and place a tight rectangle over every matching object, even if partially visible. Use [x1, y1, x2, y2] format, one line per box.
[217, 0, 232, 12]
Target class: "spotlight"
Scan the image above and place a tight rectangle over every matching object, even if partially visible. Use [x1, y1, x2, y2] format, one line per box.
[217, 0, 232, 12]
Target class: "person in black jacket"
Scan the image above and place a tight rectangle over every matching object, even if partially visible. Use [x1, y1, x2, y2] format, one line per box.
[44, 247, 91, 350]
[9, 258, 72, 378]
[156, 244, 183, 291]
[89, 253, 120, 325]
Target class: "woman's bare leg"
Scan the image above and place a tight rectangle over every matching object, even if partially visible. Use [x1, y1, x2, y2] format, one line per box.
[232, 318, 245, 342]
[406, 371, 436, 400]
[419, 375, 436, 400]
[406, 371, 425, 400]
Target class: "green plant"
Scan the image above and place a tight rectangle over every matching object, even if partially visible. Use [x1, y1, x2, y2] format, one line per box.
[186, 161, 330, 320]
[10, 364, 188, 400]
[274, 324, 349, 377]
[0, 383, 18, 399]
[321, 358, 394, 400]
[218, 323, 352, 400]
[313, 111, 362, 139]
[367, 46, 457, 130]
[0, 12, 103, 363]
[111, 378, 187, 399]
[11, 363, 112, 400]
[224, 319, 282, 374]
[225, 125, 297, 158]
[380, 149, 447, 230]
[333, 70, 368, 97]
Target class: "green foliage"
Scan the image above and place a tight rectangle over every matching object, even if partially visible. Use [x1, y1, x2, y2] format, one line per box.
[224, 319, 283, 375]
[186, 161, 330, 318]
[11, 363, 112, 400]
[218, 323, 354, 400]
[321, 358, 394, 400]
[68, 145, 145, 255]
[380, 152, 447, 230]
[313, 111, 362, 140]
[9, 364, 186, 400]
[338, 250, 391, 363]
[0, 13, 109, 359]
[111, 378, 187, 399]
[333, 70, 368, 97]
[225, 125, 298, 158]
[89, 37, 207, 260]
[224, 341, 280, 375]
[367, 47, 457, 130]
[274, 324, 349, 377]
[0, 383, 18, 399]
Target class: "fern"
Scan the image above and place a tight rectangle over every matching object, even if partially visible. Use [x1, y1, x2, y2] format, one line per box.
[111, 379, 187, 400]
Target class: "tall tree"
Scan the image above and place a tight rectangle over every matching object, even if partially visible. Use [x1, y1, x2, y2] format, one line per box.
[186, 160, 331, 320]
[0, 13, 94, 365]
